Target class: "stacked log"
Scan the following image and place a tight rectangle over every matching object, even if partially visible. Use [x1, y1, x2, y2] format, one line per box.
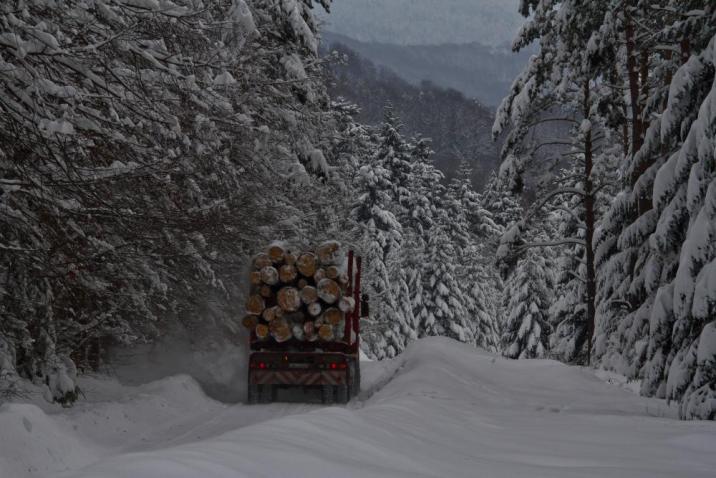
[241, 242, 355, 343]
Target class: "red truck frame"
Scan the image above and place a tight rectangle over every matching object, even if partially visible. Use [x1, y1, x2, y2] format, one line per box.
[247, 251, 362, 404]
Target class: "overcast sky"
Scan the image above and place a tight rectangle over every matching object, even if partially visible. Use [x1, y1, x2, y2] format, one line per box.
[319, 0, 524, 47]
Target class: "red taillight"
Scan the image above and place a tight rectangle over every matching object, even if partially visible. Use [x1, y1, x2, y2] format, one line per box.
[258, 362, 267, 369]
[329, 363, 337, 369]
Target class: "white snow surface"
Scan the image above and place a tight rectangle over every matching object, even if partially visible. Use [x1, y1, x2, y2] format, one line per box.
[1, 337, 715, 478]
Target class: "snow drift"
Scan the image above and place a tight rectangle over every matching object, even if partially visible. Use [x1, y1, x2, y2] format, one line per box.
[1, 337, 715, 478]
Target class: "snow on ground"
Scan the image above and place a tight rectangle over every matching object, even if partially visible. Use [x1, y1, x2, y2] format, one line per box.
[1, 337, 715, 478]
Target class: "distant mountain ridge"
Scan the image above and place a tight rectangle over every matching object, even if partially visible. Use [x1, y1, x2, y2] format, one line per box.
[325, 42, 500, 187]
[318, 0, 524, 47]
[321, 32, 531, 107]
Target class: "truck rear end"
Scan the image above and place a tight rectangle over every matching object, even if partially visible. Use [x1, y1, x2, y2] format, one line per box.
[245, 248, 363, 404]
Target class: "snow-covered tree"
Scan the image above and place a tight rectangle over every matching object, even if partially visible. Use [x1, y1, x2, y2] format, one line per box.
[501, 245, 554, 359]
[0, 0, 338, 403]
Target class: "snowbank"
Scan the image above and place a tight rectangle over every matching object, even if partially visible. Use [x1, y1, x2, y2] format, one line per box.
[1, 337, 715, 478]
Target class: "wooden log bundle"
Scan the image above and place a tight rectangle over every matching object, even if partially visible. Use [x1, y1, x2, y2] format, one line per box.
[242, 242, 351, 343]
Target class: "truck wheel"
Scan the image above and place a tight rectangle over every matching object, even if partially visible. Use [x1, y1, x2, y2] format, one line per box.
[260, 385, 273, 404]
[335, 384, 349, 404]
[248, 384, 259, 404]
[321, 384, 335, 405]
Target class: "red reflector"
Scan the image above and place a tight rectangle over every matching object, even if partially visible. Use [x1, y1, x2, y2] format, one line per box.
[339, 363, 347, 369]
[330, 363, 337, 369]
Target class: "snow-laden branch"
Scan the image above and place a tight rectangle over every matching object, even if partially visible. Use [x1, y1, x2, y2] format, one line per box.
[519, 238, 586, 250]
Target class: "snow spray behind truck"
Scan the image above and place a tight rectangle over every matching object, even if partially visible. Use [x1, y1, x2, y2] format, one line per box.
[242, 242, 362, 404]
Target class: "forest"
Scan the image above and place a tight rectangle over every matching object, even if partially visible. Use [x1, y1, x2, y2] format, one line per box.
[0, 0, 714, 424]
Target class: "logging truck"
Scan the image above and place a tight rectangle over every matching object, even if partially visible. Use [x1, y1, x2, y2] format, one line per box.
[244, 244, 363, 404]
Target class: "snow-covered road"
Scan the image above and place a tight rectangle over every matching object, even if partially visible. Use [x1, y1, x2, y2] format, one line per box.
[2, 337, 715, 478]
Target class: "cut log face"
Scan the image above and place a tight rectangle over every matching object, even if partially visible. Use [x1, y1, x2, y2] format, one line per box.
[262, 306, 282, 322]
[250, 271, 262, 286]
[279, 264, 298, 283]
[307, 302, 322, 317]
[268, 244, 285, 264]
[269, 317, 288, 333]
[300, 286, 318, 304]
[292, 324, 305, 341]
[317, 241, 340, 265]
[318, 324, 334, 341]
[241, 315, 259, 329]
[338, 272, 349, 287]
[255, 324, 270, 340]
[253, 253, 272, 270]
[277, 287, 301, 312]
[259, 285, 274, 299]
[339, 296, 356, 313]
[324, 307, 343, 326]
[296, 252, 317, 277]
[249, 242, 348, 345]
[246, 294, 265, 315]
[260, 266, 279, 285]
[317, 278, 340, 304]
[284, 252, 297, 266]
[272, 323, 292, 343]
[326, 266, 339, 280]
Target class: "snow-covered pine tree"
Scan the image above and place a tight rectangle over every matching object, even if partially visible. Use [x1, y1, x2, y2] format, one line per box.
[481, 171, 523, 231]
[420, 217, 471, 343]
[651, 25, 716, 419]
[501, 243, 554, 359]
[445, 160, 502, 351]
[350, 110, 414, 358]
[495, 0, 622, 364]
[591, 1, 716, 418]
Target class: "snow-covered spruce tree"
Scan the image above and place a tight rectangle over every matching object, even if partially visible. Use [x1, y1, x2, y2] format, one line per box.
[495, 0, 622, 364]
[590, 2, 716, 418]
[481, 171, 523, 231]
[420, 214, 471, 343]
[500, 242, 554, 359]
[651, 30, 716, 419]
[592, 0, 703, 384]
[445, 160, 502, 351]
[351, 122, 406, 359]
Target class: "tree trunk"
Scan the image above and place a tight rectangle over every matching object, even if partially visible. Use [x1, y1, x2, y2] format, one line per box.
[582, 79, 597, 366]
[624, 5, 643, 161]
